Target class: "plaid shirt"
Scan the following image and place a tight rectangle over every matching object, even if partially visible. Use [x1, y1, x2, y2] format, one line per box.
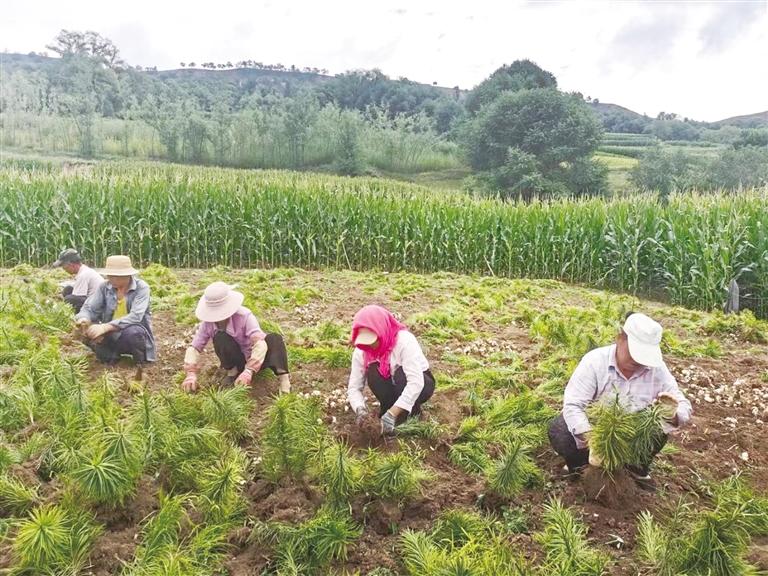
[562, 344, 692, 442]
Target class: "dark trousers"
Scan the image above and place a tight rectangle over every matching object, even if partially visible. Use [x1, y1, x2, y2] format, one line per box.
[62, 286, 87, 313]
[91, 325, 148, 365]
[213, 332, 289, 375]
[366, 363, 435, 417]
[548, 414, 667, 475]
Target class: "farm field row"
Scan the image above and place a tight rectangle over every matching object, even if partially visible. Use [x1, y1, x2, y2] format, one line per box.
[0, 265, 766, 574]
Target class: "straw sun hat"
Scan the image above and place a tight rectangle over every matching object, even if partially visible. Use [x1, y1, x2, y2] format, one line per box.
[100, 255, 139, 276]
[195, 282, 244, 323]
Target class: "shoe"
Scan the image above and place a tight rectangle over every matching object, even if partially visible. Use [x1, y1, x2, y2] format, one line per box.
[220, 375, 236, 387]
[625, 465, 651, 481]
[634, 476, 656, 492]
[626, 465, 656, 492]
[562, 464, 584, 477]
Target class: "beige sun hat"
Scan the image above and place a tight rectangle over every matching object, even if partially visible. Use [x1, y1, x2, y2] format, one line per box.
[195, 281, 244, 323]
[100, 255, 139, 276]
[354, 328, 378, 346]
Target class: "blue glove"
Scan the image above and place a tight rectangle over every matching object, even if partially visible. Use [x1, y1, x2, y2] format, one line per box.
[380, 411, 397, 436]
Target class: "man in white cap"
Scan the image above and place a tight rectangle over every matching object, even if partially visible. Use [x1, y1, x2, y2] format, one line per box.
[180, 282, 291, 393]
[548, 312, 692, 480]
[75, 255, 156, 365]
[52, 248, 104, 312]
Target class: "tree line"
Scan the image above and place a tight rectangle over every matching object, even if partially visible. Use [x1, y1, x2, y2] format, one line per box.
[1, 30, 765, 198]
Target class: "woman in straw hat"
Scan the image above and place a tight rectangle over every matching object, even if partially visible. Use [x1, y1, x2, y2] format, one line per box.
[347, 305, 435, 436]
[181, 282, 291, 393]
[75, 255, 156, 365]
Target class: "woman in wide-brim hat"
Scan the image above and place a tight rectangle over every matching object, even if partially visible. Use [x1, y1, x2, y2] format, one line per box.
[181, 281, 291, 393]
[75, 255, 156, 365]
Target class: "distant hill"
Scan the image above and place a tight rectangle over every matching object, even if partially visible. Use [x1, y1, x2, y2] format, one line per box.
[589, 102, 648, 121]
[1, 51, 462, 99]
[587, 102, 650, 133]
[1, 52, 59, 72]
[588, 101, 768, 131]
[1, 52, 764, 129]
[711, 111, 768, 129]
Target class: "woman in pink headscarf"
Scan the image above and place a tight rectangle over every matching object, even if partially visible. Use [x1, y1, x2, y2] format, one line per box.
[347, 305, 435, 435]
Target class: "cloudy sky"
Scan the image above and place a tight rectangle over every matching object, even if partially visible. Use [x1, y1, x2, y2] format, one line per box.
[2, 0, 766, 121]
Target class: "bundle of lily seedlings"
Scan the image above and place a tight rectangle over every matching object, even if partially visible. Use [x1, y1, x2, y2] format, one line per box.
[636, 474, 768, 576]
[447, 391, 555, 501]
[400, 508, 531, 576]
[399, 501, 609, 576]
[583, 396, 666, 506]
[249, 397, 433, 571]
[249, 439, 432, 572]
[249, 506, 362, 574]
[0, 337, 258, 576]
[258, 393, 431, 500]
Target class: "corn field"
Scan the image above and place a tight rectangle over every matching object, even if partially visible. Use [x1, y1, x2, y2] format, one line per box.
[1, 159, 766, 313]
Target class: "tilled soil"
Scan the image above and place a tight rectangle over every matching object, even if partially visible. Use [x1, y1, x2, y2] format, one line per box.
[5, 269, 767, 574]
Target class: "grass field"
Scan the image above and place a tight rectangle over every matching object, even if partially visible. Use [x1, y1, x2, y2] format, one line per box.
[0, 265, 766, 575]
[593, 152, 638, 191]
[598, 132, 725, 162]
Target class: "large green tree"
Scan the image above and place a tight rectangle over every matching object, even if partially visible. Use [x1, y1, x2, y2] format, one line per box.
[462, 88, 604, 198]
[46, 29, 124, 69]
[465, 60, 557, 115]
[44, 30, 124, 157]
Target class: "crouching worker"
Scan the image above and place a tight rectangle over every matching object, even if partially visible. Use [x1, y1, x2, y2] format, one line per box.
[549, 312, 692, 480]
[75, 255, 156, 365]
[52, 248, 103, 313]
[181, 282, 290, 393]
[347, 305, 435, 436]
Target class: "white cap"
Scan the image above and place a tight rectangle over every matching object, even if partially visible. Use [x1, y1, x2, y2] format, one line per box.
[623, 313, 664, 367]
[354, 328, 378, 346]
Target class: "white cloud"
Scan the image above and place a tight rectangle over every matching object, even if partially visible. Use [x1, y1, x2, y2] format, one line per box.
[2, 0, 766, 121]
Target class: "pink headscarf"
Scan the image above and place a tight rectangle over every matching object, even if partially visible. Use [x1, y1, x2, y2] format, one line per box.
[351, 305, 407, 378]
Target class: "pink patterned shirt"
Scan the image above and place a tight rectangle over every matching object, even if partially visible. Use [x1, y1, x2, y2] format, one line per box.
[190, 307, 266, 357]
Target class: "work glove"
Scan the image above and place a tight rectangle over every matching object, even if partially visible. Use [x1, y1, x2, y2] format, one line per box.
[656, 392, 679, 421]
[75, 317, 91, 330]
[355, 405, 369, 427]
[380, 411, 397, 436]
[181, 371, 198, 393]
[85, 323, 111, 341]
[588, 449, 603, 468]
[234, 368, 253, 387]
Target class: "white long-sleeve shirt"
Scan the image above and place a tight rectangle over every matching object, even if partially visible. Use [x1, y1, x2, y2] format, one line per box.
[347, 330, 430, 413]
[72, 265, 104, 297]
[563, 344, 692, 442]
